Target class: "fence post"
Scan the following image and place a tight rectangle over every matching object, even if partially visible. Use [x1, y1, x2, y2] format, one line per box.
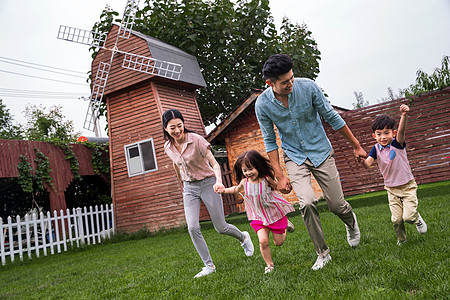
[53, 211, 61, 253]
[0, 218, 5, 265]
[106, 204, 111, 239]
[94, 206, 100, 244]
[110, 204, 115, 235]
[100, 205, 105, 239]
[76, 208, 85, 245]
[60, 210, 67, 252]
[7, 216, 14, 263]
[25, 214, 31, 259]
[16, 215, 23, 262]
[66, 209, 74, 248]
[32, 213, 39, 258]
[40, 212, 47, 256]
[46, 212, 54, 255]
[89, 206, 95, 245]
[83, 207, 90, 245]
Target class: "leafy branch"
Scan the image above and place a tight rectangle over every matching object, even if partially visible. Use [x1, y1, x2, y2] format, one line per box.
[34, 148, 54, 191]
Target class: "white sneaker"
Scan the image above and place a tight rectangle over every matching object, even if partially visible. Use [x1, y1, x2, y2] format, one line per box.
[194, 265, 216, 278]
[415, 213, 427, 234]
[241, 231, 254, 257]
[312, 254, 331, 270]
[264, 266, 274, 274]
[287, 220, 295, 233]
[345, 212, 360, 247]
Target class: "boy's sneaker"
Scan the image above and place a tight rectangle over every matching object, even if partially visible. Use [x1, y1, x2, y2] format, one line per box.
[287, 220, 295, 233]
[194, 265, 216, 278]
[397, 240, 407, 246]
[241, 231, 254, 257]
[345, 212, 360, 247]
[264, 266, 274, 274]
[312, 254, 332, 271]
[415, 213, 427, 234]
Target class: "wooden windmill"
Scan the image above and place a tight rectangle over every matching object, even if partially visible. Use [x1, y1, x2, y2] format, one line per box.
[57, 0, 207, 232]
[57, 0, 182, 133]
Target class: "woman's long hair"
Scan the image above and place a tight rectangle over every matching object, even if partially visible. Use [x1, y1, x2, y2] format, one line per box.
[161, 108, 193, 142]
[233, 150, 275, 183]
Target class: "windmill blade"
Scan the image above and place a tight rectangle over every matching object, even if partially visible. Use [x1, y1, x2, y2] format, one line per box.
[118, 0, 140, 39]
[57, 25, 107, 48]
[84, 62, 111, 131]
[122, 52, 183, 80]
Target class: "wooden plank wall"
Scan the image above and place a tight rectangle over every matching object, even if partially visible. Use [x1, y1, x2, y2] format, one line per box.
[108, 80, 208, 232]
[325, 87, 450, 196]
[0, 140, 99, 211]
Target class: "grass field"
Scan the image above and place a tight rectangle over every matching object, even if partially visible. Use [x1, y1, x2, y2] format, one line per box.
[0, 181, 449, 299]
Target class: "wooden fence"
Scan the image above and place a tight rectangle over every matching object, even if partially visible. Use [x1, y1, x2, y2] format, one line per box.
[325, 87, 450, 196]
[0, 204, 114, 265]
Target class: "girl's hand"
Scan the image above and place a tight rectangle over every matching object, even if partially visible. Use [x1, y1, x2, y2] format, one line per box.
[277, 176, 292, 194]
[214, 183, 225, 193]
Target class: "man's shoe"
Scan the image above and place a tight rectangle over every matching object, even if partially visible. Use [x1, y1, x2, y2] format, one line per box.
[345, 212, 360, 247]
[415, 213, 427, 234]
[287, 220, 295, 233]
[194, 265, 216, 278]
[397, 239, 407, 246]
[241, 231, 254, 257]
[312, 254, 331, 270]
[264, 266, 274, 274]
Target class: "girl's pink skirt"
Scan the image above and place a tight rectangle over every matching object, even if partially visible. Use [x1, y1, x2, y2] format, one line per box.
[250, 216, 287, 234]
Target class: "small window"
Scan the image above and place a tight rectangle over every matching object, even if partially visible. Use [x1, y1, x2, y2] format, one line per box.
[124, 138, 158, 177]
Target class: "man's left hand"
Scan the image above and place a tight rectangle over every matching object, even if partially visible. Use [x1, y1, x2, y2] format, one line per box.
[354, 146, 367, 163]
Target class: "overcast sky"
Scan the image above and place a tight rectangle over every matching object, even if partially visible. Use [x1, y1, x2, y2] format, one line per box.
[0, 0, 449, 137]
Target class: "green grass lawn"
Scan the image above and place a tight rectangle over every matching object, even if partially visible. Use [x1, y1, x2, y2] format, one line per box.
[0, 181, 449, 299]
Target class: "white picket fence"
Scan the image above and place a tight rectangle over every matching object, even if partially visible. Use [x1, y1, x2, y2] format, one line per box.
[0, 204, 114, 265]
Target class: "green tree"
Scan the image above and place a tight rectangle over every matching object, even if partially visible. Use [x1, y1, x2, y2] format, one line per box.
[24, 104, 79, 142]
[91, 0, 321, 125]
[403, 55, 450, 97]
[0, 99, 24, 139]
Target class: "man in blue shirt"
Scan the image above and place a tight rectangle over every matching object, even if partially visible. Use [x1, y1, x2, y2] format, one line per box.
[255, 54, 367, 270]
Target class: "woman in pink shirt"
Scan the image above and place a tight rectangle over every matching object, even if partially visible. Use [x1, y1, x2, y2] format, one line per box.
[162, 109, 254, 278]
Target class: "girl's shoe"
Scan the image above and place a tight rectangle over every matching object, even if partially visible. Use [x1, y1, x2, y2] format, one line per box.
[264, 266, 274, 274]
[287, 220, 295, 233]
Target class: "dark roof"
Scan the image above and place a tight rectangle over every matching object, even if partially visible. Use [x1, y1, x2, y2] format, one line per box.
[132, 30, 206, 88]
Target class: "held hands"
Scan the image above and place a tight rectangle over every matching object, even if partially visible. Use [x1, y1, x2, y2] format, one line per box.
[214, 182, 226, 194]
[400, 104, 410, 115]
[277, 176, 292, 194]
[354, 146, 367, 163]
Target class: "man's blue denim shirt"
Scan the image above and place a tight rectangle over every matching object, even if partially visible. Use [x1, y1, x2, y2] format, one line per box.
[255, 78, 345, 167]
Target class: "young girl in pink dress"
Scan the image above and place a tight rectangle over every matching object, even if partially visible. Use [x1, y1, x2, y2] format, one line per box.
[218, 150, 295, 273]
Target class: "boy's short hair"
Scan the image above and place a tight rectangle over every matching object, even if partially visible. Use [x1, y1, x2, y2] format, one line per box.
[262, 54, 293, 81]
[372, 114, 396, 132]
